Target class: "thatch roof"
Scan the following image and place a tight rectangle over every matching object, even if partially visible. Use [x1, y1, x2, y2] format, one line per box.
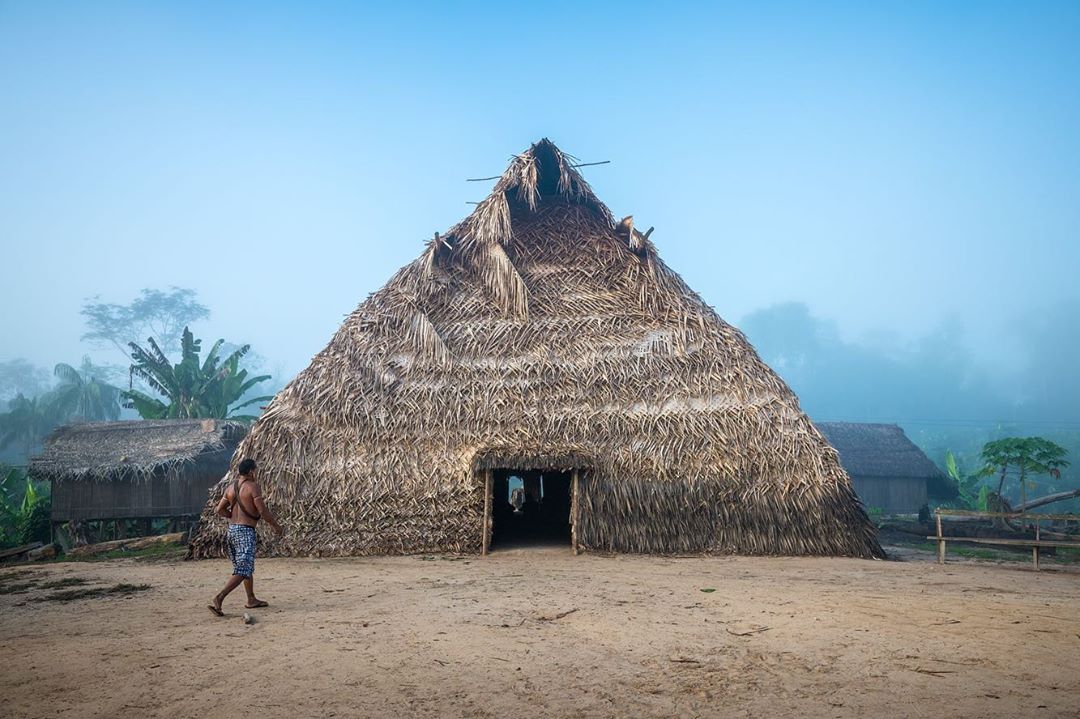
[815, 422, 944, 479]
[30, 419, 248, 483]
[189, 138, 882, 559]
[816, 421, 955, 499]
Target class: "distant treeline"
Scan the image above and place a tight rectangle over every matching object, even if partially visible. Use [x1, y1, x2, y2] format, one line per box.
[741, 300, 1080, 507]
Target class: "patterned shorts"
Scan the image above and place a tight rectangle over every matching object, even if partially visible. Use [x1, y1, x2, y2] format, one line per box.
[227, 524, 257, 577]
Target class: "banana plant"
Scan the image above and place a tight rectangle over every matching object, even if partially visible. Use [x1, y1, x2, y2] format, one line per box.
[944, 449, 989, 511]
[0, 465, 49, 547]
[122, 327, 272, 419]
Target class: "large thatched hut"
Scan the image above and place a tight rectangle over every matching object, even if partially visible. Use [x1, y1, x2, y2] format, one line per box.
[32, 419, 247, 531]
[190, 139, 882, 559]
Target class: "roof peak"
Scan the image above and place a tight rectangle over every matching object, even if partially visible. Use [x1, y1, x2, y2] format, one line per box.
[443, 139, 613, 251]
[416, 140, 618, 318]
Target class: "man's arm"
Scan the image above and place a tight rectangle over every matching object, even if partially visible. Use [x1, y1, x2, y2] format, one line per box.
[214, 489, 232, 519]
[251, 483, 284, 535]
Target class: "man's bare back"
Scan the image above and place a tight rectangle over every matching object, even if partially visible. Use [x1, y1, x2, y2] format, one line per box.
[222, 478, 266, 528]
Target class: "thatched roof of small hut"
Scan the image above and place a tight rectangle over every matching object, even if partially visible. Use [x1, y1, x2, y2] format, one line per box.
[815, 422, 943, 479]
[189, 138, 883, 559]
[30, 419, 248, 483]
[816, 421, 954, 498]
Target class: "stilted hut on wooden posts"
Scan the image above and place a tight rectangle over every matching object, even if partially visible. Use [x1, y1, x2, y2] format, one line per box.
[189, 139, 882, 559]
[31, 419, 247, 536]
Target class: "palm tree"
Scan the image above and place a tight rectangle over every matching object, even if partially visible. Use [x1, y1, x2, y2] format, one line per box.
[50, 357, 122, 422]
[122, 327, 273, 420]
[0, 394, 58, 458]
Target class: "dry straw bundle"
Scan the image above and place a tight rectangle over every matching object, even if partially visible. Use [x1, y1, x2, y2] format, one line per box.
[189, 139, 882, 559]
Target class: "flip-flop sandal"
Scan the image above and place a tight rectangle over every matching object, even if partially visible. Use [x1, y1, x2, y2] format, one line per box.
[245, 600, 269, 608]
[208, 604, 225, 617]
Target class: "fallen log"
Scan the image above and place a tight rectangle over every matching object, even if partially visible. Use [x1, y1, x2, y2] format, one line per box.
[27, 544, 58, 561]
[125, 532, 186, 550]
[66, 533, 186, 558]
[880, 520, 932, 537]
[0, 542, 43, 561]
[1014, 489, 1080, 513]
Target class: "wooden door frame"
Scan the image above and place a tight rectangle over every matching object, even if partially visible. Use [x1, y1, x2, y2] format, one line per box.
[481, 467, 583, 556]
[482, 470, 493, 555]
[571, 468, 580, 555]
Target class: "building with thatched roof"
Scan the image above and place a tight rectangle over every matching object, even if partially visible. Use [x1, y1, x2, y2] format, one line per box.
[31, 419, 247, 528]
[815, 422, 946, 514]
[189, 139, 882, 559]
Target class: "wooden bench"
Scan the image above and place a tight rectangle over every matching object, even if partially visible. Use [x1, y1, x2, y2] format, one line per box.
[929, 509, 1080, 570]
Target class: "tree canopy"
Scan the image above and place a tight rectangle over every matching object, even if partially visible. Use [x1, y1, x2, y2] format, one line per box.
[979, 436, 1070, 508]
[81, 287, 210, 361]
[50, 357, 122, 422]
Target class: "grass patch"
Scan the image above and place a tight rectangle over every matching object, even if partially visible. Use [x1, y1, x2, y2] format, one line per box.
[37, 583, 151, 602]
[0, 581, 37, 595]
[949, 546, 1008, 561]
[890, 538, 938, 552]
[0, 569, 40, 586]
[885, 535, 1080, 564]
[0, 570, 41, 593]
[1049, 546, 1080, 563]
[39, 577, 90, 589]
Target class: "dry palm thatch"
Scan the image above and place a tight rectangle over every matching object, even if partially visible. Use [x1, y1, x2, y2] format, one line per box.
[31, 419, 247, 484]
[189, 138, 883, 559]
[815, 422, 945, 482]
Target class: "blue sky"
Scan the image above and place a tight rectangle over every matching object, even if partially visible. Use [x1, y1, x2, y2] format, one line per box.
[2, 1, 1079, 380]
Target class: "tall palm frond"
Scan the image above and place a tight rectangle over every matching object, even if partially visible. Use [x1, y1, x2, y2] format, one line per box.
[201, 339, 225, 376]
[50, 359, 122, 421]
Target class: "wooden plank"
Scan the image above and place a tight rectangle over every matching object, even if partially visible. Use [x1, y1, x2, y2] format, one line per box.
[925, 536, 1080, 548]
[481, 470, 492, 556]
[51, 457, 233, 522]
[936, 509, 1080, 522]
[851, 475, 927, 515]
[0, 542, 43, 560]
[936, 514, 944, 565]
[571, 469, 579, 556]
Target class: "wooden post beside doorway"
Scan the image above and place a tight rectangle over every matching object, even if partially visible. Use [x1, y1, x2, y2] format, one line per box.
[482, 470, 493, 555]
[571, 469, 580, 555]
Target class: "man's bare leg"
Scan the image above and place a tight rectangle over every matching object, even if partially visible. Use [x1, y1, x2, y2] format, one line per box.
[213, 574, 245, 612]
[243, 577, 268, 607]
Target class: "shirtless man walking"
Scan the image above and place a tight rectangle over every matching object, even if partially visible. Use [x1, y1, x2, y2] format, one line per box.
[208, 458, 283, 616]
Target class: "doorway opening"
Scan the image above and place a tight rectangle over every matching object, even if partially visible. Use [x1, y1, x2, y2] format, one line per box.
[488, 469, 574, 550]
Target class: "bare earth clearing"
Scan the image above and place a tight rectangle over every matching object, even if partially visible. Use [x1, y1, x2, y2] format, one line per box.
[2, 548, 1078, 718]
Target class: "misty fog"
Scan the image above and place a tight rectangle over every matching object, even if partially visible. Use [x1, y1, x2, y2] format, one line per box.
[2, 3, 1079, 503]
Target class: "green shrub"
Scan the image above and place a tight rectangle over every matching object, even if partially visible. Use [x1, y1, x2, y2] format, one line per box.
[1, 465, 50, 548]
[16, 495, 50, 545]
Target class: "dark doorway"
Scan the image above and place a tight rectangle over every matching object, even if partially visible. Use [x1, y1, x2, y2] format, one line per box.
[489, 469, 573, 549]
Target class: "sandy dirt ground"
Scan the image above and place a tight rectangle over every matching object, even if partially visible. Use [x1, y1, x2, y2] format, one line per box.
[1, 547, 1078, 719]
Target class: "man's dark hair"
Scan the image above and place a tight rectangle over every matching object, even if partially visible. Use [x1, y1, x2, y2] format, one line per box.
[238, 458, 257, 476]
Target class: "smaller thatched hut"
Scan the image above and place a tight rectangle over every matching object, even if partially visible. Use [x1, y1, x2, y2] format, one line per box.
[815, 422, 946, 514]
[31, 419, 247, 533]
